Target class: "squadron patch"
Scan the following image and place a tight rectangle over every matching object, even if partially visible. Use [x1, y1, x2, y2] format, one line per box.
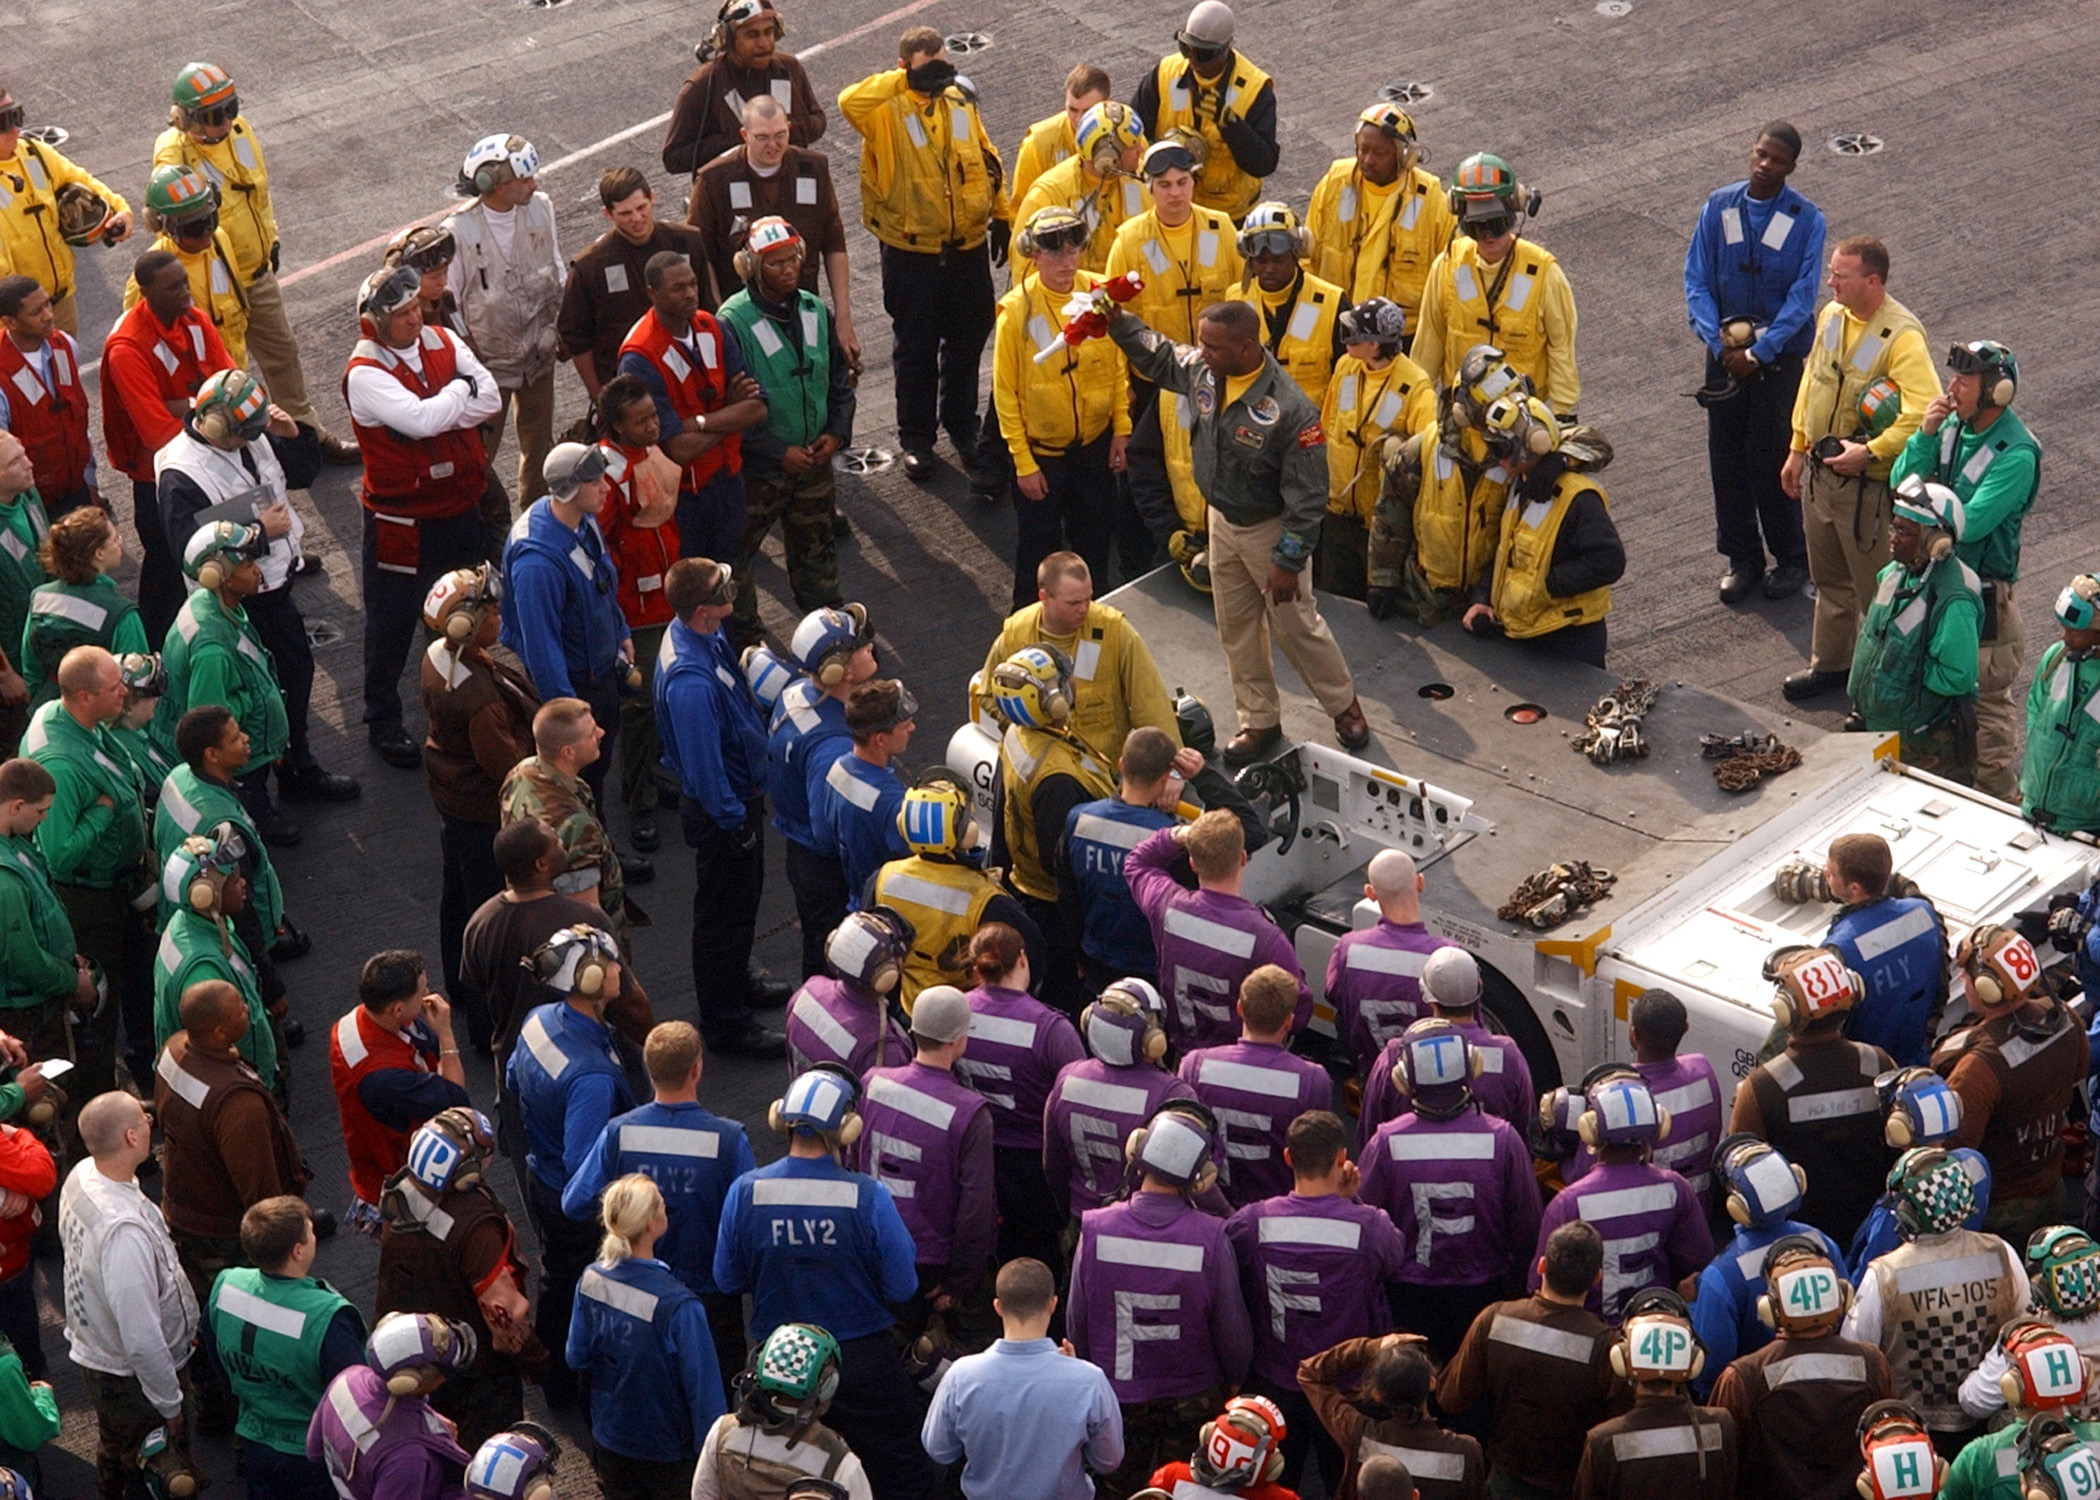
[1248, 397, 1280, 426]
[1296, 421, 1326, 449]
[1195, 384, 1217, 415]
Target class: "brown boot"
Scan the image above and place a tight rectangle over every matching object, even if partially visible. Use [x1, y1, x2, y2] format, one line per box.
[1333, 698, 1371, 751]
[1222, 723, 1284, 768]
[317, 428, 361, 465]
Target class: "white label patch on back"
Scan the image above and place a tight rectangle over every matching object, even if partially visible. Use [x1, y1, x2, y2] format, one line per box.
[728, 181, 752, 210]
[604, 263, 628, 295]
[796, 175, 817, 205]
[1721, 207, 1744, 245]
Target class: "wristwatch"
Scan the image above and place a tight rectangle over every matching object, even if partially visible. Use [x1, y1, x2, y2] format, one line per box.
[694, 411, 707, 432]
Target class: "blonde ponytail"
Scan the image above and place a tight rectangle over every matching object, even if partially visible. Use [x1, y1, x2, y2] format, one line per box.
[597, 1173, 664, 1266]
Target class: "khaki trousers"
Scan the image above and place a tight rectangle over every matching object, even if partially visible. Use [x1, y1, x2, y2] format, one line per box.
[484, 369, 557, 507]
[241, 267, 316, 428]
[1975, 580, 2026, 801]
[1803, 464, 1892, 673]
[50, 291, 77, 338]
[1208, 507, 1357, 729]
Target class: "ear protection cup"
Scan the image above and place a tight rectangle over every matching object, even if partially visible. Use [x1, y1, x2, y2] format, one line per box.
[573, 953, 608, 998]
[189, 872, 218, 913]
[387, 1369, 430, 1397]
[196, 404, 232, 445]
[1886, 1111, 1914, 1150]
[1990, 371, 2017, 408]
[769, 1096, 861, 1145]
[197, 558, 226, 592]
[1124, 1100, 1220, 1195]
[446, 611, 476, 643]
[1078, 995, 1168, 1063]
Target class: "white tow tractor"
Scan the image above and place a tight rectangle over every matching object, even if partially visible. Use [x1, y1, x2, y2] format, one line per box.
[949, 568, 2100, 1092]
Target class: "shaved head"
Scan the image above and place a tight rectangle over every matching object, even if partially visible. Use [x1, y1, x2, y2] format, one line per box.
[179, 979, 249, 1043]
[1367, 849, 1419, 899]
[78, 1090, 147, 1157]
[58, 645, 119, 696]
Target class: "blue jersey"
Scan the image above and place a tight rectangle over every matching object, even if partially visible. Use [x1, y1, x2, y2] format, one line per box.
[505, 1001, 635, 1192]
[1826, 896, 1947, 1066]
[657, 617, 769, 829]
[565, 1256, 726, 1463]
[561, 1100, 755, 1295]
[499, 499, 628, 698]
[1688, 1218, 1847, 1398]
[812, 752, 908, 908]
[1063, 796, 1174, 977]
[1682, 180, 1826, 362]
[766, 679, 852, 852]
[712, 1155, 918, 1343]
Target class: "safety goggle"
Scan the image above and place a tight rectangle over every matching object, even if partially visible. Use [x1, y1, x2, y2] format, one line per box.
[1176, 35, 1229, 64]
[1464, 213, 1514, 240]
[866, 685, 920, 735]
[697, 564, 736, 608]
[401, 238, 455, 273]
[722, 0, 772, 27]
[167, 208, 221, 241]
[1031, 222, 1089, 254]
[1239, 228, 1299, 258]
[0, 106, 22, 134]
[186, 99, 239, 129]
[1945, 342, 1998, 376]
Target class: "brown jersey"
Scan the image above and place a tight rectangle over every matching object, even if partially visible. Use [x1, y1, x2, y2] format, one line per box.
[1708, 1332, 1894, 1499]
[1732, 1031, 1893, 1241]
[1436, 1295, 1618, 1491]
[153, 1033, 306, 1240]
[1299, 1337, 1484, 1500]
[1934, 997, 2085, 1199]
[1573, 1395, 1737, 1500]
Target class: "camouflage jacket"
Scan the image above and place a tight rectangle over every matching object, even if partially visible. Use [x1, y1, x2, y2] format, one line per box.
[497, 756, 630, 934]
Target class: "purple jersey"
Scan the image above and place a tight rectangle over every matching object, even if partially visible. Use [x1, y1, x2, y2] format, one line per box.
[1126, 828, 1311, 1052]
[1325, 921, 1453, 1077]
[307, 1365, 470, 1500]
[786, 975, 912, 1080]
[1068, 1189, 1253, 1404]
[1568, 1054, 1726, 1214]
[855, 1061, 995, 1277]
[1361, 1020, 1534, 1138]
[958, 984, 1086, 1150]
[1225, 1191, 1410, 1386]
[1043, 1058, 1199, 1215]
[1527, 1158, 1715, 1320]
[1178, 1040, 1335, 1206]
[1359, 1107, 1544, 1288]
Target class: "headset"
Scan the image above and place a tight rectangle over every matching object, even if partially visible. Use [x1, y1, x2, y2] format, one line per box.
[1715, 1133, 1807, 1228]
[990, 644, 1075, 728]
[709, 0, 783, 60]
[1081, 979, 1169, 1065]
[1236, 202, 1311, 262]
[1998, 1321, 2090, 1413]
[770, 1061, 864, 1147]
[386, 224, 457, 276]
[825, 906, 916, 996]
[1890, 474, 1965, 562]
[466, 1424, 562, 1500]
[426, 564, 504, 644]
[2020, 1413, 2100, 1500]
[1755, 1235, 1852, 1335]
[1450, 343, 1529, 431]
[1887, 1146, 1977, 1240]
[1125, 1098, 1219, 1195]
[1017, 206, 1091, 260]
[1877, 1066, 1964, 1150]
[791, 603, 871, 688]
[1856, 1401, 1945, 1500]
[171, 829, 243, 915]
[1356, 102, 1422, 174]
[733, 214, 804, 282]
[2056, 574, 2100, 638]
[404, 1107, 496, 1195]
[358, 264, 422, 339]
[1388, 1017, 1481, 1099]
[525, 924, 620, 999]
[461, 134, 539, 198]
[1193, 1396, 1288, 1490]
[2028, 1227, 2100, 1322]
[1576, 1065, 1670, 1151]
[1948, 339, 2018, 410]
[368, 1312, 478, 1397]
[1763, 943, 1865, 1030]
[742, 644, 798, 713]
[1480, 393, 1558, 457]
[897, 768, 977, 858]
[1956, 922, 2044, 1007]
[1076, 101, 1146, 175]
[192, 369, 270, 447]
[782, 1482, 850, 1500]
[1609, 1288, 1704, 1384]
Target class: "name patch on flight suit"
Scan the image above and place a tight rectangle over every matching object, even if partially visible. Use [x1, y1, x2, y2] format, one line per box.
[1195, 384, 1216, 415]
[1232, 425, 1263, 449]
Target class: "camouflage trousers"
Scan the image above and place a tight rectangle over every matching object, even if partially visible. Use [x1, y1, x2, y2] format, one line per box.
[732, 462, 841, 635]
[1098, 1385, 1226, 1500]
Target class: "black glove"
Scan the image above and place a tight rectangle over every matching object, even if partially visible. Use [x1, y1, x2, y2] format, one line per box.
[2049, 903, 2092, 954]
[270, 240, 282, 274]
[988, 219, 1011, 268]
[450, 372, 479, 398]
[1365, 586, 1400, 621]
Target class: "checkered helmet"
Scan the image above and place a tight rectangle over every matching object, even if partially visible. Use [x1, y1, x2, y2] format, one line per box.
[1887, 1146, 1977, 1240]
[2028, 1227, 2100, 1321]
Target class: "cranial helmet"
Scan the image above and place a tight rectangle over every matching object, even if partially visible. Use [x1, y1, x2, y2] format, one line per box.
[1076, 101, 1146, 173]
[2028, 1227, 2100, 1322]
[1577, 1065, 1669, 1151]
[1887, 1147, 1977, 1241]
[1998, 1321, 2089, 1414]
[1388, 1017, 1477, 1117]
[523, 924, 621, 1000]
[1236, 201, 1310, 262]
[1450, 343, 1529, 431]
[365, 1312, 477, 1396]
[1756, 1235, 1851, 1337]
[460, 134, 539, 197]
[1764, 944, 1866, 1031]
[742, 644, 797, 714]
[1856, 1401, 1943, 1500]
[192, 368, 270, 446]
[825, 907, 915, 995]
[405, 1107, 496, 1195]
[146, 163, 218, 235]
[1192, 1395, 1287, 1491]
[423, 563, 503, 644]
[466, 1425, 562, 1500]
[1081, 978, 1168, 1066]
[1714, 1133, 1807, 1228]
[737, 1322, 842, 1433]
[1878, 1066, 1964, 1150]
[896, 770, 976, 859]
[1610, 1288, 1703, 1384]
[770, 1063, 864, 1146]
[1126, 1099, 1219, 1194]
[990, 644, 1075, 728]
[790, 603, 871, 686]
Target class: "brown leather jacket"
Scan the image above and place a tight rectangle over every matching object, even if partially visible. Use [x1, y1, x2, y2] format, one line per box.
[420, 643, 539, 823]
[154, 1032, 307, 1240]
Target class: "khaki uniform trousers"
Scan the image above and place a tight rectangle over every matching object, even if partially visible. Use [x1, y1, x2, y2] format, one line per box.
[1975, 580, 2026, 801]
[1804, 463, 1891, 673]
[50, 292, 78, 338]
[483, 368, 557, 509]
[1208, 507, 1357, 730]
[241, 267, 316, 428]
